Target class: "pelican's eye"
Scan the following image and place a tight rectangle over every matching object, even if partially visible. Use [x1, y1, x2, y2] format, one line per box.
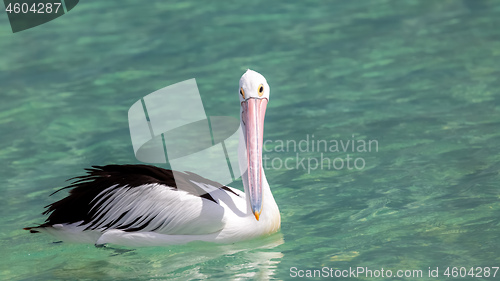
[258, 84, 264, 97]
[240, 87, 245, 99]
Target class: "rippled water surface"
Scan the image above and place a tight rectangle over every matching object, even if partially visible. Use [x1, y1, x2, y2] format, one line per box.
[1, 0, 500, 280]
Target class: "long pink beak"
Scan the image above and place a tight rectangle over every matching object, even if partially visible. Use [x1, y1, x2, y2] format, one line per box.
[241, 98, 268, 221]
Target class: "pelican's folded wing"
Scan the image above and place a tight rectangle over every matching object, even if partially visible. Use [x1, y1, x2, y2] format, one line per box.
[38, 165, 238, 235]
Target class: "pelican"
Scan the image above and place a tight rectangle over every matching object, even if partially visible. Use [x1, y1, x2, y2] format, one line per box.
[25, 70, 281, 247]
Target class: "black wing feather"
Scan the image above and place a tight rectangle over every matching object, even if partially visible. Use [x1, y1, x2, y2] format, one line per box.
[25, 164, 239, 231]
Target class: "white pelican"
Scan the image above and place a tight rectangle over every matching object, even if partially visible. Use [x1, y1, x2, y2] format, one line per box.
[25, 70, 281, 247]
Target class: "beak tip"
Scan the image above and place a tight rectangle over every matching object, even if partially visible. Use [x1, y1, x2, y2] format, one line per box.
[254, 211, 260, 221]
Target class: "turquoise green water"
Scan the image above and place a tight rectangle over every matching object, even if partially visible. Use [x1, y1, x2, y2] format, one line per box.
[1, 0, 500, 280]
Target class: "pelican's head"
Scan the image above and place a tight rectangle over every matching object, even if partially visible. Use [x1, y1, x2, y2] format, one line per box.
[239, 69, 269, 221]
[239, 69, 270, 102]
